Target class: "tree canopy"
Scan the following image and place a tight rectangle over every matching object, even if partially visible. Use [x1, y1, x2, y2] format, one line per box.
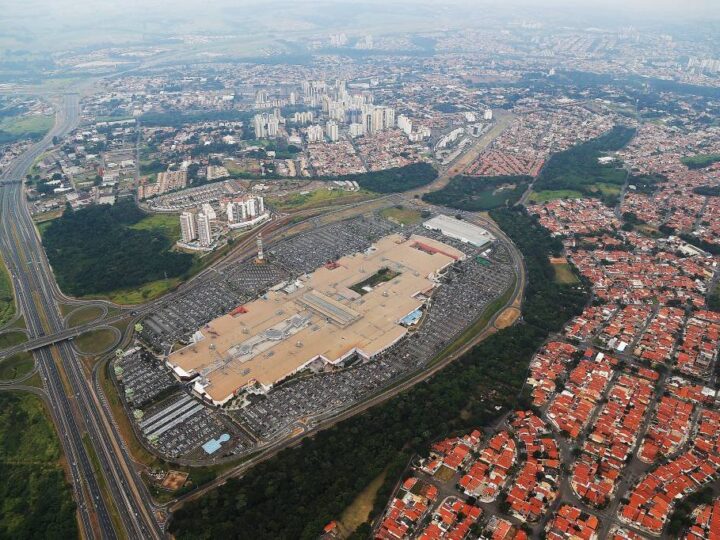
[43, 200, 193, 296]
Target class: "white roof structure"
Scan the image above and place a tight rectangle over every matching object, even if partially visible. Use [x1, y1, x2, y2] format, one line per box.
[423, 214, 495, 248]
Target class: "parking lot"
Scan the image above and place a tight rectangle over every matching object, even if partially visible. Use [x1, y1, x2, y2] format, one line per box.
[133, 209, 517, 460]
[114, 347, 178, 408]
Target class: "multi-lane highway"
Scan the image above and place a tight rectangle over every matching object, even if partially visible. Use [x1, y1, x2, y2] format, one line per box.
[0, 95, 161, 539]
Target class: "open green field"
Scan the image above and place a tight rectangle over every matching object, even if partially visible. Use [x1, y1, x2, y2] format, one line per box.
[73, 328, 119, 355]
[590, 182, 623, 197]
[270, 188, 374, 212]
[0, 331, 27, 349]
[0, 352, 34, 381]
[552, 262, 580, 284]
[0, 392, 77, 539]
[379, 206, 423, 225]
[0, 114, 53, 144]
[0, 256, 15, 328]
[422, 175, 531, 211]
[528, 189, 584, 203]
[84, 277, 181, 305]
[129, 212, 181, 241]
[67, 305, 104, 327]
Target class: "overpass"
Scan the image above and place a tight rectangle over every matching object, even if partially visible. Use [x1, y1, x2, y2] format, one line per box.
[0, 312, 134, 360]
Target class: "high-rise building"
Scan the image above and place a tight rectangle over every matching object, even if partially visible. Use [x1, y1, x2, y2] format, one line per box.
[397, 114, 412, 136]
[255, 90, 269, 107]
[371, 108, 385, 134]
[307, 124, 324, 143]
[381, 106, 395, 129]
[325, 121, 339, 142]
[179, 212, 197, 243]
[197, 212, 212, 247]
[253, 114, 267, 138]
[227, 196, 266, 224]
[349, 123, 365, 138]
[267, 117, 279, 138]
[484, 109, 493, 121]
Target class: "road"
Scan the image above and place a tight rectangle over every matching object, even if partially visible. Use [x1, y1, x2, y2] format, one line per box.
[0, 95, 161, 539]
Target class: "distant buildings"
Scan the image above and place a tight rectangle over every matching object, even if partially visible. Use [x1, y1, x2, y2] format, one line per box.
[307, 125, 324, 143]
[138, 169, 188, 200]
[397, 114, 412, 136]
[253, 111, 282, 139]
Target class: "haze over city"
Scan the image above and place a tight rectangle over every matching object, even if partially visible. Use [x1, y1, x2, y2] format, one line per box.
[0, 1, 719, 539]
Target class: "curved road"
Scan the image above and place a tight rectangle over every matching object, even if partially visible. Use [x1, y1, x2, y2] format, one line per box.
[0, 95, 161, 539]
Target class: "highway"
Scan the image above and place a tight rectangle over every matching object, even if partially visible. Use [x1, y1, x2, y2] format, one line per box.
[0, 95, 161, 539]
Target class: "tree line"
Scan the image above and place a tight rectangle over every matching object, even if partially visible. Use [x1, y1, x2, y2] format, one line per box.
[330, 162, 438, 193]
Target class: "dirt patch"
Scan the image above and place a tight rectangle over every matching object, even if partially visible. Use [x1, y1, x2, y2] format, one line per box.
[495, 307, 521, 330]
[434, 464, 456, 482]
[161, 470, 189, 491]
[338, 469, 388, 537]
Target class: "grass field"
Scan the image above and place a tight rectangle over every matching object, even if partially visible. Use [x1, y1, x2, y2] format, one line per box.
[129, 212, 181, 241]
[0, 392, 77, 538]
[83, 277, 180, 305]
[0, 256, 15, 329]
[73, 328, 119, 355]
[0, 114, 53, 143]
[379, 206, 423, 225]
[0, 331, 27, 349]
[269, 188, 374, 212]
[590, 182, 623, 197]
[67, 305, 104, 327]
[6, 316, 26, 330]
[338, 470, 388, 537]
[528, 189, 584, 203]
[552, 262, 580, 284]
[0, 352, 34, 381]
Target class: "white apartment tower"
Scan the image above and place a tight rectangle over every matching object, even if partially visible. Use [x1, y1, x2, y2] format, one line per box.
[325, 121, 339, 142]
[197, 212, 212, 247]
[397, 114, 412, 136]
[306, 125, 324, 143]
[179, 212, 197, 243]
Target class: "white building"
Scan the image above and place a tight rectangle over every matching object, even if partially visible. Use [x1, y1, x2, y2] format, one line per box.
[397, 114, 412, 136]
[325, 121, 339, 142]
[307, 124, 324, 143]
[226, 195, 269, 229]
[423, 215, 495, 249]
[349, 123, 365, 138]
[180, 212, 197, 243]
[197, 212, 212, 247]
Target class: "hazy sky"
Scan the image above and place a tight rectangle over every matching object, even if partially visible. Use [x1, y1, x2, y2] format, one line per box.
[0, 0, 717, 54]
